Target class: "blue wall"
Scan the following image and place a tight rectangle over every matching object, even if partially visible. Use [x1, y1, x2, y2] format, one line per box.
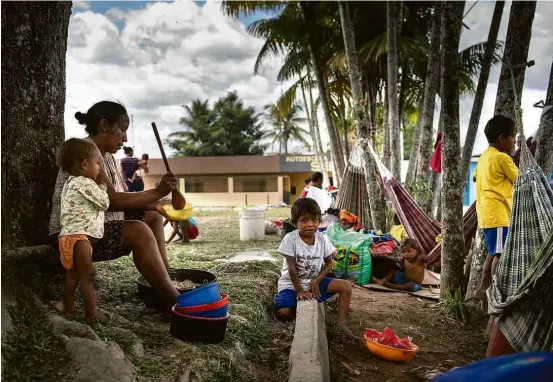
[463, 162, 553, 207]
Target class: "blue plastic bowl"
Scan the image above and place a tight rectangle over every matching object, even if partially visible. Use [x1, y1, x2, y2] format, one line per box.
[177, 282, 220, 307]
[185, 304, 228, 318]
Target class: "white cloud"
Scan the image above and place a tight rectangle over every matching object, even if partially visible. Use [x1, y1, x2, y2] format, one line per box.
[65, 0, 288, 159]
[73, 1, 90, 11]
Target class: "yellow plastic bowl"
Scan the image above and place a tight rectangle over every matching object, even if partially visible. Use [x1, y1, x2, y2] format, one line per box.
[163, 203, 193, 222]
[363, 334, 418, 362]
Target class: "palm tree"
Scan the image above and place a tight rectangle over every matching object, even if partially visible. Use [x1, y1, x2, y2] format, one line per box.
[440, 1, 466, 297]
[338, 0, 386, 230]
[263, 103, 310, 155]
[167, 100, 214, 156]
[387, 1, 402, 179]
[535, 61, 553, 176]
[460, 0, 505, 187]
[494, 0, 537, 122]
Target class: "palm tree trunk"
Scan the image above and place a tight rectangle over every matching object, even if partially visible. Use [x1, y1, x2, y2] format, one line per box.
[387, 1, 402, 180]
[460, 0, 505, 187]
[338, 0, 386, 230]
[439, 0, 466, 297]
[494, 1, 537, 123]
[382, 84, 391, 167]
[301, 80, 325, 173]
[535, 62, 553, 177]
[405, 97, 424, 187]
[300, 2, 345, 182]
[308, 74, 329, 176]
[414, 3, 442, 212]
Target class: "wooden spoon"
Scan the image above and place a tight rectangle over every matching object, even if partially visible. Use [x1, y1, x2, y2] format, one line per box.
[151, 122, 186, 210]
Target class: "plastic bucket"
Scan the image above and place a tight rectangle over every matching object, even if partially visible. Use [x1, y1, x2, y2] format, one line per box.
[176, 282, 220, 307]
[239, 209, 265, 241]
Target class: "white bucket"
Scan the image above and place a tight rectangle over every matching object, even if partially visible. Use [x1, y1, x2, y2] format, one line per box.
[239, 209, 265, 241]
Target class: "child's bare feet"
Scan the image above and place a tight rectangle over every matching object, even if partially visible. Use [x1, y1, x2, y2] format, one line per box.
[64, 306, 78, 320]
[85, 310, 108, 324]
[338, 323, 359, 342]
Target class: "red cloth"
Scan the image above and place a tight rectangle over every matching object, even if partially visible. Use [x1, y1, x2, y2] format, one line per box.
[429, 132, 443, 173]
[370, 241, 396, 255]
[300, 182, 312, 198]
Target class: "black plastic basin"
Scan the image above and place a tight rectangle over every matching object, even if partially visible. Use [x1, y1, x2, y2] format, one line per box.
[170, 307, 228, 344]
[136, 268, 217, 311]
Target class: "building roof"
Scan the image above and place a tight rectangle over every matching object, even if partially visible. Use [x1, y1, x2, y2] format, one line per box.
[146, 154, 331, 176]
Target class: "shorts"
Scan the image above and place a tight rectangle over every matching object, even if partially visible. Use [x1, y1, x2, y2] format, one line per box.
[50, 211, 145, 264]
[483, 227, 509, 256]
[390, 270, 422, 292]
[274, 277, 335, 310]
[58, 234, 92, 271]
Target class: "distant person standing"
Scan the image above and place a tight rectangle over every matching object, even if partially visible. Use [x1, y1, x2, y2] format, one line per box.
[300, 172, 323, 198]
[120, 146, 139, 192]
[127, 153, 149, 192]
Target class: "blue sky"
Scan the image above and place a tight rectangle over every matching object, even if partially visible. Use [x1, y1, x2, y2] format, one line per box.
[73, 1, 278, 29]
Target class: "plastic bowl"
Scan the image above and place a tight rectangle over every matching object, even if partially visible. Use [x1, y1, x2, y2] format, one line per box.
[363, 334, 419, 362]
[163, 203, 193, 222]
[176, 294, 229, 312]
[136, 268, 217, 311]
[183, 305, 228, 318]
[176, 281, 220, 308]
[170, 307, 229, 344]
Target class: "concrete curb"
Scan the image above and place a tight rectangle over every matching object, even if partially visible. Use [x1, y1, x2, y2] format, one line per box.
[288, 300, 330, 382]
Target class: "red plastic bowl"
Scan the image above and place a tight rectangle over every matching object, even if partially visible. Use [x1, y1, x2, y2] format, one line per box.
[171, 305, 229, 321]
[175, 294, 228, 313]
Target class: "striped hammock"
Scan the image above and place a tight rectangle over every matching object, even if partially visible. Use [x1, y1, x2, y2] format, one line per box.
[487, 138, 553, 352]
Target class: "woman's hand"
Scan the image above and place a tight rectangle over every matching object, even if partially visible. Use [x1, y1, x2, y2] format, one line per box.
[156, 172, 177, 196]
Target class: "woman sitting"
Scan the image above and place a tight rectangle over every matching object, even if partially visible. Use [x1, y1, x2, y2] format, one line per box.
[49, 101, 179, 313]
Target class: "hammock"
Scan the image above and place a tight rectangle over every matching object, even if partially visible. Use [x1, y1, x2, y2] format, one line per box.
[487, 138, 553, 352]
[334, 143, 372, 228]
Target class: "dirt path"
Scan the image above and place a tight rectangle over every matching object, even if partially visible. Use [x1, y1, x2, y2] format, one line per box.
[328, 287, 487, 381]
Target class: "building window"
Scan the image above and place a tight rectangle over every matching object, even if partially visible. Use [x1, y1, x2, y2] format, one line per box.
[184, 177, 228, 193]
[234, 177, 278, 192]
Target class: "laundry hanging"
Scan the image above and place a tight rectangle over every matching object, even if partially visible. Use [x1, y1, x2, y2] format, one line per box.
[429, 132, 443, 173]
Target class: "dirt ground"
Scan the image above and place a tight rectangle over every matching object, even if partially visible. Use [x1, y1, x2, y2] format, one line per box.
[328, 287, 488, 382]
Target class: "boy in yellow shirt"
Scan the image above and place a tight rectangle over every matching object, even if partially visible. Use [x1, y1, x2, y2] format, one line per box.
[473, 115, 518, 311]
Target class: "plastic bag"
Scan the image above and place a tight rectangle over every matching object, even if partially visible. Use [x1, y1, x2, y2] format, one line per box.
[325, 223, 372, 285]
[306, 186, 333, 213]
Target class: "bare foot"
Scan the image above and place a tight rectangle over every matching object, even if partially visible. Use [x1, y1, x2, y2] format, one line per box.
[474, 288, 488, 313]
[338, 323, 359, 342]
[85, 310, 108, 324]
[64, 307, 77, 320]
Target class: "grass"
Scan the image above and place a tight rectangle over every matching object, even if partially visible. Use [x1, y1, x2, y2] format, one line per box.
[2, 207, 292, 382]
[438, 288, 467, 322]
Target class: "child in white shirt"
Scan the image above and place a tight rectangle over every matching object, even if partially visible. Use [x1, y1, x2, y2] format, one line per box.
[275, 198, 353, 334]
[58, 138, 110, 322]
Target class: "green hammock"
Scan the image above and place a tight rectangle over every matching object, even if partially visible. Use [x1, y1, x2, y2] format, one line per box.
[487, 137, 553, 352]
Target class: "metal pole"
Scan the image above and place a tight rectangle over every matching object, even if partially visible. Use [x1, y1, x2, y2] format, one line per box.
[131, 114, 135, 148]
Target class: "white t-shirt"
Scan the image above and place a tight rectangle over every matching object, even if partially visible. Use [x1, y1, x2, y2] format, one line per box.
[277, 230, 336, 292]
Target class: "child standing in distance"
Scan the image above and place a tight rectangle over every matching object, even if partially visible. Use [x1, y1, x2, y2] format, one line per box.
[274, 198, 353, 334]
[371, 238, 425, 292]
[58, 138, 110, 322]
[127, 153, 149, 192]
[473, 115, 518, 312]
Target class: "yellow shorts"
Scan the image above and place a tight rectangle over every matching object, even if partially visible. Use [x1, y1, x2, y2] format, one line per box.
[58, 234, 92, 271]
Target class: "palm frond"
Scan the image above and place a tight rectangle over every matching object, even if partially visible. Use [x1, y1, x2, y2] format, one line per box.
[220, 1, 285, 18]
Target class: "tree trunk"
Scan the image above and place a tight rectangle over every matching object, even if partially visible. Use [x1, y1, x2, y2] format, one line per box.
[494, 1, 537, 124]
[466, 229, 487, 300]
[439, 1, 466, 298]
[382, 84, 391, 168]
[461, 0, 505, 186]
[414, 3, 442, 207]
[339, 0, 387, 230]
[535, 106, 553, 177]
[308, 74, 329, 177]
[301, 81, 325, 173]
[405, 96, 425, 187]
[300, 2, 345, 182]
[546, 60, 553, 106]
[387, 1, 402, 179]
[1, 1, 71, 251]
